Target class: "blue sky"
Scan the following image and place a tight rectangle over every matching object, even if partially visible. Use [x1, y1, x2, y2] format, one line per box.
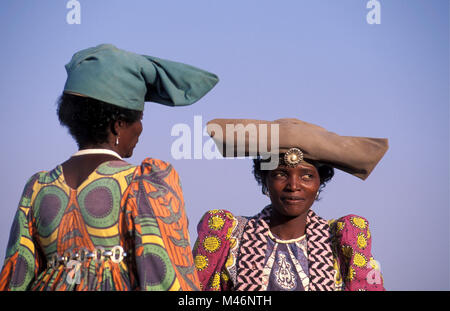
[0, 0, 448, 290]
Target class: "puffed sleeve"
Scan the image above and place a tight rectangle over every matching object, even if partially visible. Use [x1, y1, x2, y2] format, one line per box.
[0, 173, 44, 291]
[119, 158, 200, 291]
[192, 209, 235, 291]
[332, 214, 385, 291]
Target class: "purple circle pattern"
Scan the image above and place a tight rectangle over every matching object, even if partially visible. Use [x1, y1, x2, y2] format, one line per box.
[107, 161, 129, 168]
[83, 186, 113, 218]
[10, 255, 28, 287]
[142, 253, 167, 285]
[39, 194, 62, 227]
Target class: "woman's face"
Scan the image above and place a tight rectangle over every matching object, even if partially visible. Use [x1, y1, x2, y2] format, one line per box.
[117, 116, 143, 158]
[265, 161, 320, 219]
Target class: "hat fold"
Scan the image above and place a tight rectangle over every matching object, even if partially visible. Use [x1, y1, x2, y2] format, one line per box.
[141, 55, 219, 107]
[64, 44, 218, 111]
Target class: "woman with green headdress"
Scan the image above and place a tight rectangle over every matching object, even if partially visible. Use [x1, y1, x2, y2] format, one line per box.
[193, 118, 388, 291]
[0, 44, 218, 291]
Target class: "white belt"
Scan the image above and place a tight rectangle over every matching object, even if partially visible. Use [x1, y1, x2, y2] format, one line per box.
[47, 246, 127, 268]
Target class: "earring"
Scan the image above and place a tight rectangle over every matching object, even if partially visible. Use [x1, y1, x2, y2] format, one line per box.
[115, 136, 120, 146]
[315, 191, 319, 200]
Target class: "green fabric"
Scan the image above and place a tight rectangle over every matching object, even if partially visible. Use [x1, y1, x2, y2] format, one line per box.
[63, 44, 219, 111]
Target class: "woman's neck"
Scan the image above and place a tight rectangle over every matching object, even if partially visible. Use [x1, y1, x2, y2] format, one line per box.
[79, 143, 122, 158]
[61, 153, 123, 189]
[269, 209, 308, 240]
[80, 143, 115, 151]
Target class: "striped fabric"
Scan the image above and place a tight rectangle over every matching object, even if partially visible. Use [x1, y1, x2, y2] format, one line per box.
[306, 211, 335, 291]
[235, 208, 270, 291]
[234, 207, 335, 291]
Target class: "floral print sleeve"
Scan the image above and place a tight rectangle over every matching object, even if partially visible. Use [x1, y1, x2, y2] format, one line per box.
[192, 210, 236, 291]
[331, 214, 385, 291]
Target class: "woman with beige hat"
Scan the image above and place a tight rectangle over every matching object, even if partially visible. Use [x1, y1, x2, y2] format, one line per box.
[193, 118, 388, 291]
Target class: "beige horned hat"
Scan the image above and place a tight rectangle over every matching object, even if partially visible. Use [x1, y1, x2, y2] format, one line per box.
[206, 118, 389, 180]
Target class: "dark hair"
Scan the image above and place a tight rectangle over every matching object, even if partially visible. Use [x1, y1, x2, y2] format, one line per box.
[57, 93, 142, 148]
[252, 156, 334, 200]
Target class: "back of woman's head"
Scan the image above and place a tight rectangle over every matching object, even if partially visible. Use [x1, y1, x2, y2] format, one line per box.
[57, 93, 142, 148]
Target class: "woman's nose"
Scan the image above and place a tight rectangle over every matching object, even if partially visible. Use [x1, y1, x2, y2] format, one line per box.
[285, 175, 301, 191]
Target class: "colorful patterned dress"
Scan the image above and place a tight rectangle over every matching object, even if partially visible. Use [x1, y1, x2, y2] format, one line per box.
[193, 206, 385, 291]
[0, 158, 199, 291]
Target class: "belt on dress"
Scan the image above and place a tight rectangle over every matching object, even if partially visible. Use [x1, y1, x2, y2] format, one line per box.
[46, 246, 127, 269]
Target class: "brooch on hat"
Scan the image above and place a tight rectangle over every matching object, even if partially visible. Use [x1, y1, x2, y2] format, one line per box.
[283, 147, 304, 167]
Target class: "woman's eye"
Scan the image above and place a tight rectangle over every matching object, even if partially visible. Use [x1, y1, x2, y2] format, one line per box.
[273, 172, 286, 178]
[302, 174, 314, 180]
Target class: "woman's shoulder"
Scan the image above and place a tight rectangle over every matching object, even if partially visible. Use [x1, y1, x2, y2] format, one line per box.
[198, 209, 250, 225]
[90, 158, 176, 184]
[329, 214, 371, 232]
[197, 209, 248, 240]
[329, 214, 373, 249]
[139, 157, 171, 166]
[19, 171, 47, 197]
[198, 209, 237, 226]
[21, 166, 64, 192]
[134, 157, 181, 176]
[95, 160, 137, 176]
[127, 157, 184, 200]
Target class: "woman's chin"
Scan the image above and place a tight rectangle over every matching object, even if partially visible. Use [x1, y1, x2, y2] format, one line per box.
[121, 151, 133, 159]
[274, 204, 310, 219]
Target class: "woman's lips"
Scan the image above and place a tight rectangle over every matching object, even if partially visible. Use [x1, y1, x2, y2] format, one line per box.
[281, 196, 305, 204]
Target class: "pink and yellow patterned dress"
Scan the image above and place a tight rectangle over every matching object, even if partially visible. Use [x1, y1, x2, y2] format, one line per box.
[193, 206, 385, 291]
[0, 158, 199, 291]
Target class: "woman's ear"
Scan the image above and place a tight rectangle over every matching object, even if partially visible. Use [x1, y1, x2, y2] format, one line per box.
[112, 119, 126, 136]
[263, 173, 270, 195]
[110, 120, 119, 136]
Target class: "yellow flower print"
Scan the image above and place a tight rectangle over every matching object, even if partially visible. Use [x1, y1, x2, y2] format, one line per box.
[229, 237, 237, 249]
[209, 209, 220, 214]
[353, 252, 368, 268]
[333, 259, 343, 286]
[195, 255, 209, 271]
[221, 271, 230, 282]
[366, 228, 371, 239]
[337, 221, 345, 231]
[225, 211, 235, 220]
[347, 266, 355, 281]
[211, 272, 221, 290]
[357, 233, 368, 249]
[225, 253, 235, 269]
[203, 235, 221, 253]
[350, 216, 367, 230]
[208, 215, 225, 231]
[226, 224, 235, 240]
